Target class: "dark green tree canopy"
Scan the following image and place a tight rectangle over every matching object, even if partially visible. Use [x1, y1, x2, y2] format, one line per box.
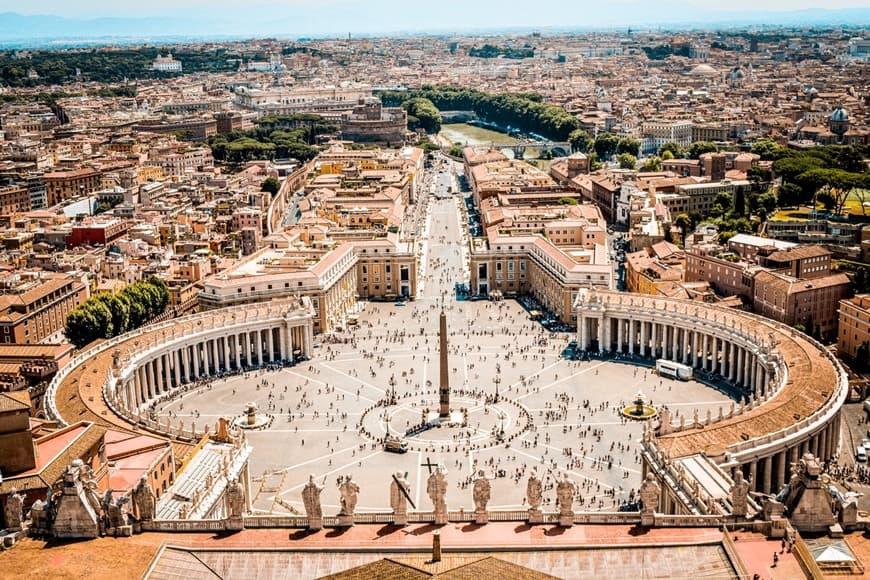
[65, 277, 170, 349]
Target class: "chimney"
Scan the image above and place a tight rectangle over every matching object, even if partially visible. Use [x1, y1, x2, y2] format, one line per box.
[432, 530, 442, 562]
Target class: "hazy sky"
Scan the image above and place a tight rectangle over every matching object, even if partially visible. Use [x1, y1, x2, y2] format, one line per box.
[4, 0, 869, 19]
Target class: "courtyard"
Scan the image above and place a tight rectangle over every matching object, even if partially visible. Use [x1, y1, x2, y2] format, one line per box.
[155, 192, 735, 517]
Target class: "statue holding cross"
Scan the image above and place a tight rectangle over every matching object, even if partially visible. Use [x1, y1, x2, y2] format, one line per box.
[427, 462, 449, 525]
[390, 472, 413, 526]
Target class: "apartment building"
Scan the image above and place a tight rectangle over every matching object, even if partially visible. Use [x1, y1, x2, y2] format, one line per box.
[44, 168, 102, 207]
[640, 120, 694, 154]
[838, 294, 870, 362]
[469, 233, 612, 324]
[0, 272, 89, 344]
[0, 185, 31, 214]
[752, 270, 851, 339]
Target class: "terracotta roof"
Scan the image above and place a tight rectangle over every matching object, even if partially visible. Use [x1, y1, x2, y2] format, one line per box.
[765, 245, 830, 262]
[0, 421, 106, 495]
[0, 390, 31, 412]
[322, 556, 558, 579]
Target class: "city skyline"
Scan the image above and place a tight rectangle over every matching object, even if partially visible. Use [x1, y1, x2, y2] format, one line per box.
[0, 1, 868, 43]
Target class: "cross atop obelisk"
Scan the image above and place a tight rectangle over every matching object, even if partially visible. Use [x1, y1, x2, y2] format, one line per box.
[439, 309, 450, 419]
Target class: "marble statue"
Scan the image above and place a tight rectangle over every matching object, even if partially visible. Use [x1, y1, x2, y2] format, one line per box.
[731, 470, 750, 518]
[556, 474, 576, 517]
[302, 474, 324, 530]
[640, 473, 661, 519]
[29, 499, 50, 535]
[4, 488, 24, 531]
[526, 470, 543, 511]
[106, 496, 129, 530]
[226, 478, 245, 519]
[338, 474, 360, 518]
[472, 470, 491, 513]
[427, 464, 449, 524]
[390, 472, 411, 525]
[132, 476, 157, 521]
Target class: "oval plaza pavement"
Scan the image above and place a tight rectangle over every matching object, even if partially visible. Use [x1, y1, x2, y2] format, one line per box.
[46, 180, 847, 519]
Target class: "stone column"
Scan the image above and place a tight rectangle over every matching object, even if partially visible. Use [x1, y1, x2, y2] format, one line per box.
[161, 354, 170, 392]
[617, 318, 624, 353]
[682, 329, 690, 365]
[821, 427, 829, 461]
[305, 325, 314, 357]
[748, 461, 758, 493]
[672, 326, 679, 361]
[130, 374, 139, 408]
[155, 356, 164, 393]
[692, 331, 699, 367]
[242, 332, 250, 367]
[138, 366, 146, 403]
[212, 339, 220, 373]
[702, 334, 709, 371]
[255, 330, 263, 366]
[776, 450, 787, 492]
[267, 328, 275, 362]
[144, 359, 154, 399]
[596, 317, 604, 353]
[628, 319, 635, 355]
[761, 455, 773, 493]
[173, 350, 181, 387]
[640, 321, 647, 358]
[183, 345, 191, 381]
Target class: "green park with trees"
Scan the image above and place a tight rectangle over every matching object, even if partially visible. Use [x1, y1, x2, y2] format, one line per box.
[378, 86, 580, 141]
[0, 47, 236, 87]
[64, 276, 170, 349]
[206, 114, 337, 166]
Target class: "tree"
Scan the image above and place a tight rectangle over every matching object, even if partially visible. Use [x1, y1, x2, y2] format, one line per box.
[261, 176, 281, 196]
[617, 153, 637, 170]
[568, 129, 593, 153]
[659, 142, 682, 158]
[717, 230, 736, 244]
[65, 277, 170, 349]
[593, 133, 619, 160]
[853, 266, 870, 294]
[852, 189, 870, 217]
[640, 157, 662, 172]
[661, 150, 675, 161]
[714, 191, 733, 215]
[750, 138, 784, 160]
[674, 213, 693, 247]
[777, 183, 803, 207]
[402, 97, 442, 133]
[617, 137, 640, 156]
[855, 341, 870, 372]
[747, 166, 772, 184]
[688, 141, 719, 159]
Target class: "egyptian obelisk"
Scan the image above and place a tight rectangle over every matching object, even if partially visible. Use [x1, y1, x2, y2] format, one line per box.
[439, 309, 450, 419]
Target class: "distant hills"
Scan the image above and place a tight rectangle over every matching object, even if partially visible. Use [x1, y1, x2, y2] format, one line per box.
[0, 6, 868, 48]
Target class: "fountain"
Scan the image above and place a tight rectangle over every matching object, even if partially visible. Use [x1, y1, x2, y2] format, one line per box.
[621, 390, 657, 420]
[233, 401, 270, 429]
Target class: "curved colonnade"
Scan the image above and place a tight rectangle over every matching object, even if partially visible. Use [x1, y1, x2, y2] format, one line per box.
[575, 289, 848, 496]
[46, 299, 315, 440]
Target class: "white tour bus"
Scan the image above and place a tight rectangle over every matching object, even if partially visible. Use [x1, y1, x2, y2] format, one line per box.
[656, 359, 694, 381]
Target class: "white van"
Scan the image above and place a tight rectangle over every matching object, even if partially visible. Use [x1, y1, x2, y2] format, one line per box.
[857, 446, 868, 463]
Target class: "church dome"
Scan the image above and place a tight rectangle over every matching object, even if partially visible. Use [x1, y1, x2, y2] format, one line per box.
[830, 107, 849, 122]
[688, 64, 718, 77]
